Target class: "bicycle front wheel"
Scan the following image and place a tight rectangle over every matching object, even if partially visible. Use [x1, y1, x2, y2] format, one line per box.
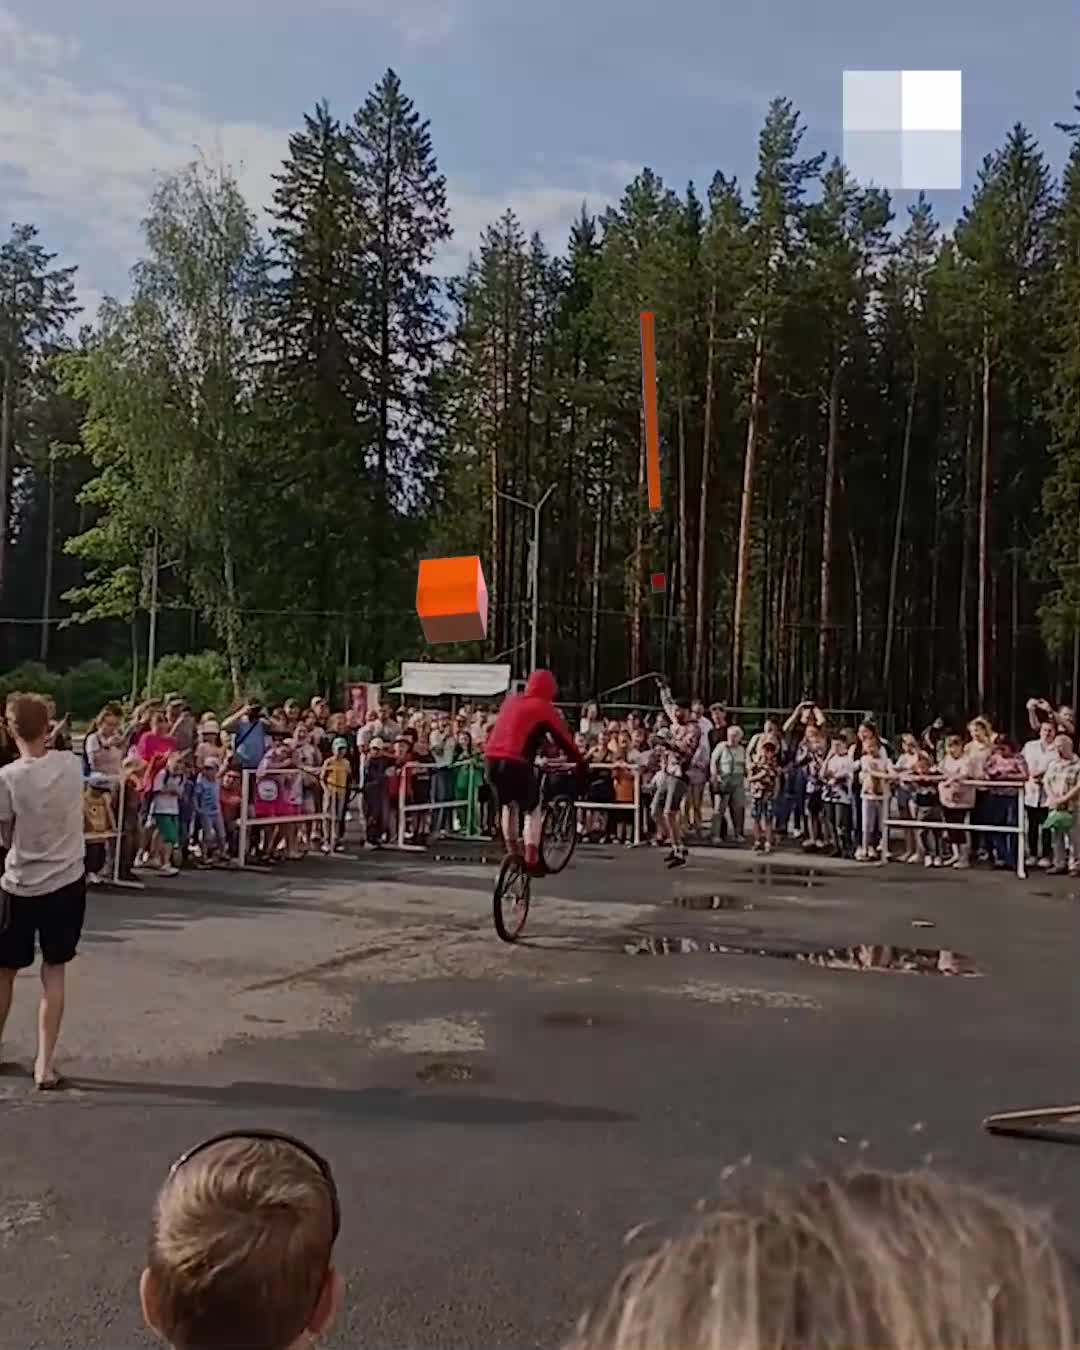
[540, 796, 578, 875]
[493, 854, 530, 943]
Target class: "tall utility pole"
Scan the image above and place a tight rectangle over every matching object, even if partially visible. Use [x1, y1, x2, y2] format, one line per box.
[146, 529, 159, 699]
[495, 485, 555, 674]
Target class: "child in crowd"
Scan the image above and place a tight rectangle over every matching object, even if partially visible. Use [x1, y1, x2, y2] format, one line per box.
[322, 736, 353, 851]
[711, 725, 746, 845]
[177, 759, 196, 867]
[584, 738, 616, 842]
[139, 1132, 343, 1350]
[137, 709, 177, 765]
[385, 736, 414, 841]
[293, 723, 323, 849]
[118, 754, 146, 881]
[984, 734, 1027, 870]
[255, 738, 301, 862]
[147, 751, 183, 876]
[822, 734, 856, 858]
[856, 730, 891, 861]
[85, 703, 125, 780]
[938, 733, 976, 868]
[892, 732, 921, 862]
[798, 725, 827, 851]
[1023, 717, 1059, 869]
[610, 732, 637, 846]
[965, 715, 995, 861]
[1044, 734, 1080, 876]
[194, 759, 227, 865]
[409, 733, 435, 843]
[194, 718, 223, 771]
[629, 727, 658, 843]
[908, 749, 944, 867]
[451, 731, 477, 835]
[749, 740, 780, 854]
[219, 768, 242, 858]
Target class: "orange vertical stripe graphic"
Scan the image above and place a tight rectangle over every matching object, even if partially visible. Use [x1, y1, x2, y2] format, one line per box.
[640, 311, 661, 511]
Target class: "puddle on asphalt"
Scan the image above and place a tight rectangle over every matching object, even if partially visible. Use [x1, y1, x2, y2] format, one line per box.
[745, 865, 821, 887]
[674, 894, 758, 912]
[416, 1061, 474, 1083]
[624, 938, 980, 975]
[542, 1010, 606, 1027]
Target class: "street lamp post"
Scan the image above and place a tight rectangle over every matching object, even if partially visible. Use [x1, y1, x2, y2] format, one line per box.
[495, 484, 555, 674]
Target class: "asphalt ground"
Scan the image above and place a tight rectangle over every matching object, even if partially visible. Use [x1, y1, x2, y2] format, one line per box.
[3, 839, 1080, 1349]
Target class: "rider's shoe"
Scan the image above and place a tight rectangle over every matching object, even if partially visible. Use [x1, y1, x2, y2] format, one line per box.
[524, 844, 547, 877]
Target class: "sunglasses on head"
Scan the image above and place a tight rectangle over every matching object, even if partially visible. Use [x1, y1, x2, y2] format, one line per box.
[168, 1129, 340, 1242]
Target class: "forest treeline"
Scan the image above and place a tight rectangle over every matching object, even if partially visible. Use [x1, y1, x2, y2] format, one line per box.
[4, 68, 1080, 727]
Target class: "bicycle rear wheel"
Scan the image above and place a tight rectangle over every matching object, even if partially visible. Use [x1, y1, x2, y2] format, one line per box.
[493, 854, 530, 942]
[540, 796, 578, 875]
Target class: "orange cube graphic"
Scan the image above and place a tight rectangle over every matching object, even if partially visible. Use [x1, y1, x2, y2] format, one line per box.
[416, 555, 488, 644]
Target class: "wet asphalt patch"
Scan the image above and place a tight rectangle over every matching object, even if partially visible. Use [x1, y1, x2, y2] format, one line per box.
[623, 938, 980, 975]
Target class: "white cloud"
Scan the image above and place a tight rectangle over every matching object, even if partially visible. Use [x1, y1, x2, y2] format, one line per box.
[443, 180, 616, 275]
[0, 4, 625, 307]
[313, 0, 464, 44]
[0, 5, 289, 294]
[0, 5, 79, 67]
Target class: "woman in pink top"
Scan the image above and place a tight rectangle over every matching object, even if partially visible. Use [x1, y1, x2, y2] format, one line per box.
[135, 709, 178, 766]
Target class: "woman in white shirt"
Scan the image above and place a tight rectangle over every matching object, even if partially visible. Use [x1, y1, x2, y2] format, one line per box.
[965, 717, 994, 861]
[939, 734, 977, 867]
[84, 703, 125, 781]
[579, 703, 604, 743]
[1021, 719, 1059, 868]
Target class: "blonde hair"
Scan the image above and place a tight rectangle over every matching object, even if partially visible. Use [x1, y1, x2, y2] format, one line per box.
[567, 1169, 1080, 1350]
[147, 1137, 334, 1350]
[969, 716, 993, 741]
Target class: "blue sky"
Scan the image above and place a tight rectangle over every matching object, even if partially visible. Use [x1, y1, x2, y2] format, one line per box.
[2, 0, 1078, 321]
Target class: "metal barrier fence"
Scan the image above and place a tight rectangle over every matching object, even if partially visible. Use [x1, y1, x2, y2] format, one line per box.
[393, 759, 644, 849]
[84, 775, 144, 889]
[238, 767, 334, 868]
[563, 760, 643, 846]
[393, 758, 490, 849]
[879, 778, 1028, 878]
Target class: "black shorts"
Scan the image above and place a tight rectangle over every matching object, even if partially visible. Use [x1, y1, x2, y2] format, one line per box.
[0, 875, 86, 970]
[486, 758, 540, 814]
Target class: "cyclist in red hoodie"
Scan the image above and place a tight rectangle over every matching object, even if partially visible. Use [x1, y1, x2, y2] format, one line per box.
[484, 670, 586, 874]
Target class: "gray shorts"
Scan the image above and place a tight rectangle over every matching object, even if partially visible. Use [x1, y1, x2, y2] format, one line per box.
[654, 773, 688, 815]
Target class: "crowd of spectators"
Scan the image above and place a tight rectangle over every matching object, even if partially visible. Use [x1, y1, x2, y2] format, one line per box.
[2, 679, 1077, 876]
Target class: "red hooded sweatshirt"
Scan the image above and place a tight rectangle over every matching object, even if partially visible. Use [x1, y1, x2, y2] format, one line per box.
[483, 670, 584, 767]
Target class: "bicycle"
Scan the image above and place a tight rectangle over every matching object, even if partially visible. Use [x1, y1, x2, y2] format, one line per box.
[492, 761, 580, 943]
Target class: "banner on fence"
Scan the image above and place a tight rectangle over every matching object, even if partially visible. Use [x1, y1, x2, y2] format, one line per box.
[345, 682, 380, 720]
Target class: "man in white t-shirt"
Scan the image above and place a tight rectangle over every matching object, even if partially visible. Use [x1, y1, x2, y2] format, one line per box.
[0, 693, 86, 1090]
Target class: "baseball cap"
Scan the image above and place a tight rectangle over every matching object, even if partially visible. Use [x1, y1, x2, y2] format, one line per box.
[332, 737, 349, 752]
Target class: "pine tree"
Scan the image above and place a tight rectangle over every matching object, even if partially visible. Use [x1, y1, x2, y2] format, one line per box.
[348, 69, 451, 676]
[265, 100, 372, 681]
[1042, 96, 1080, 701]
[0, 224, 78, 600]
[730, 100, 823, 702]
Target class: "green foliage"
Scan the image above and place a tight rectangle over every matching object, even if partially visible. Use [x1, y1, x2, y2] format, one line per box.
[0, 659, 128, 720]
[146, 652, 232, 716]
